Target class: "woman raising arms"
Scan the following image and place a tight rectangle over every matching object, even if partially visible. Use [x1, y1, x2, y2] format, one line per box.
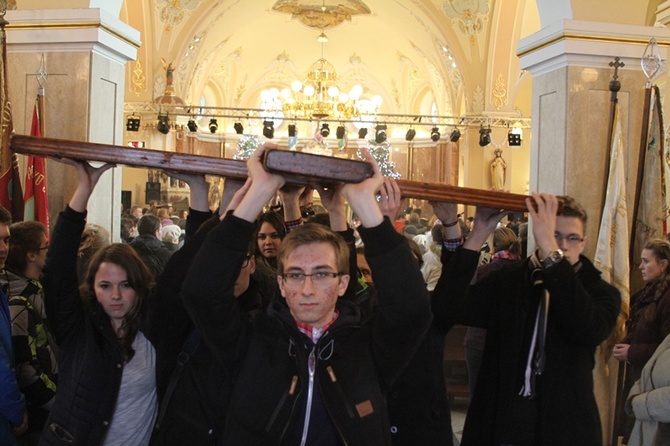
[41, 160, 156, 445]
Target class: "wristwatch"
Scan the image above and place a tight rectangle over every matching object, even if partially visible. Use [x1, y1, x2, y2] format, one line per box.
[540, 249, 564, 269]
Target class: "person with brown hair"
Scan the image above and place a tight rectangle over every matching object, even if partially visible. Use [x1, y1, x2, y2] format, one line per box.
[614, 238, 670, 444]
[1, 221, 57, 445]
[181, 145, 431, 444]
[40, 159, 157, 445]
[434, 194, 620, 446]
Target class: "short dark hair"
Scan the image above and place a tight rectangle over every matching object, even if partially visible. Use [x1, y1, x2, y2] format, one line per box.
[137, 214, 161, 236]
[557, 195, 587, 228]
[0, 205, 11, 225]
[6, 221, 47, 273]
[277, 223, 348, 275]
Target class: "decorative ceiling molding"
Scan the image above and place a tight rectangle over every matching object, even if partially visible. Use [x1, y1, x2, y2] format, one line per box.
[157, 0, 201, 29]
[272, 0, 371, 29]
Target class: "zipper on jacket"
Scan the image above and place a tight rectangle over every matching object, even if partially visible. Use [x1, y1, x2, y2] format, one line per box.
[265, 375, 299, 433]
[299, 347, 316, 446]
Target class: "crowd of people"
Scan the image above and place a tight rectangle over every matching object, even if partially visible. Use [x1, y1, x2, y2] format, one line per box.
[0, 142, 669, 445]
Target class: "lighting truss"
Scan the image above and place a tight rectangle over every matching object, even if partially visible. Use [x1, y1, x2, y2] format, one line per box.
[124, 102, 531, 130]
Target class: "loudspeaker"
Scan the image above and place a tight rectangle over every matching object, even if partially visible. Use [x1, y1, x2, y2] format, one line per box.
[145, 182, 161, 204]
[121, 191, 131, 214]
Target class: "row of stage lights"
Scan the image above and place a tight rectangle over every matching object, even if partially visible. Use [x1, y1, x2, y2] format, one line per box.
[127, 114, 520, 147]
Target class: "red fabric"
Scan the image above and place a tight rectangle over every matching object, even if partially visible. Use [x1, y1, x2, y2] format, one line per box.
[23, 103, 49, 229]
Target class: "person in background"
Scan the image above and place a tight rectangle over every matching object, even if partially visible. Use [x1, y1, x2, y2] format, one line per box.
[129, 205, 143, 220]
[2, 221, 58, 445]
[464, 226, 522, 397]
[41, 159, 157, 445]
[77, 223, 111, 283]
[160, 224, 183, 254]
[614, 238, 670, 444]
[625, 332, 670, 446]
[130, 214, 172, 279]
[0, 205, 28, 446]
[252, 211, 285, 278]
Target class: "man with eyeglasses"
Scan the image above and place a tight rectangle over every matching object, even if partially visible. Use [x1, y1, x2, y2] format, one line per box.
[433, 194, 621, 446]
[181, 144, 432, 445]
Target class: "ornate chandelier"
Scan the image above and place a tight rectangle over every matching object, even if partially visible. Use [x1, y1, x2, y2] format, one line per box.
[262, 33, 381, 120]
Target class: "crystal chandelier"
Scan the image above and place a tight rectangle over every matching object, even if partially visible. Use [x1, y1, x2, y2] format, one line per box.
[262, 33, 381, 120]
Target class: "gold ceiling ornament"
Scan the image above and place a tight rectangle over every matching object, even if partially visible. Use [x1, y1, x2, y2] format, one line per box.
[491, 72, 507, 110]
[158, 0, 200, 28]
[272, 0, 371, 30]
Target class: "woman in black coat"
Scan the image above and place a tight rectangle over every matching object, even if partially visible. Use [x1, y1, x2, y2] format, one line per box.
[41, 160, 156, 445]
[614, 238, 670, 444]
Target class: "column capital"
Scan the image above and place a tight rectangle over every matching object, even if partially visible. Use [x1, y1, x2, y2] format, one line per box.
[518, 20, 670, 76]
[5, 8, 140, 63]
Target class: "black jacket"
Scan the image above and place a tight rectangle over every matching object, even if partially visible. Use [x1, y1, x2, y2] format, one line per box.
[182, 214, 432, 445]
[130, 234, 172, 279]
[436, 247, 620, 446]
[40, 206, 154, 445]
[149, 210, 264, 446]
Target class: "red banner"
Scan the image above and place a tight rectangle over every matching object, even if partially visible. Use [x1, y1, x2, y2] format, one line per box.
[23, 102, 49, 229]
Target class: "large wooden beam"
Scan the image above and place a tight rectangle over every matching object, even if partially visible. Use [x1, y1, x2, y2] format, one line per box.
[10, 134, 530, 211]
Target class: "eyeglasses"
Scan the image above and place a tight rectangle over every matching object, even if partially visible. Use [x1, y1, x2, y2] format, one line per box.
[281, 272, 342, 287]
[554, 232, 584, 244]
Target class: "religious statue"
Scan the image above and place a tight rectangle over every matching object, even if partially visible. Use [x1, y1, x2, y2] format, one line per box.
[161, 58, 176, 95]
[490, 148, 507, 191]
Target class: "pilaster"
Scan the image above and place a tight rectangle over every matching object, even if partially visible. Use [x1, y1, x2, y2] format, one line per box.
[6, 8, 139, 239]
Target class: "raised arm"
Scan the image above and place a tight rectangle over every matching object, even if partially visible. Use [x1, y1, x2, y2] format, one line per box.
[342, 149, 431, 386]
[181, 145, 284, 369]
[43, 160, 115, 344]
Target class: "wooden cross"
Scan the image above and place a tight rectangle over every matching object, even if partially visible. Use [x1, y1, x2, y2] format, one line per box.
[609, 57, 625, 81]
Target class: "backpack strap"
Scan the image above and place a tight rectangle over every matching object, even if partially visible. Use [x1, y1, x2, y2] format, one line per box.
[154, 328, 201, 430]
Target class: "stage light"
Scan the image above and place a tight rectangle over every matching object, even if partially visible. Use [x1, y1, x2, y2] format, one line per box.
[187, 119, 198, 132]
[126, 114, 140, 132]
[157, 112, 170, 135]
[449, 129, 461, 142]
[430, 126, 441, 142]
[479, 125, 491, 147]
[508, 127, 522, 146]
[375, 124, 387, 143]
[263, 120, 275, 139]
[209, 118, 218, 133]
[234, 122, 244, 134]
[320, 123, 330, 138]
[358, 127, 368, 139]
[336, 125, 346, 139]
[405, 128, 416, 141]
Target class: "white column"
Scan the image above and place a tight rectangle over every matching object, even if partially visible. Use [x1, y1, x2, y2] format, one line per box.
[6, 8, 139, 240]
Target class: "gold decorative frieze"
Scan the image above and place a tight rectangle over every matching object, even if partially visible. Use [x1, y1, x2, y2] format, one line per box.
[131, 60, 146, 97]
[491, 72, 507, 110]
